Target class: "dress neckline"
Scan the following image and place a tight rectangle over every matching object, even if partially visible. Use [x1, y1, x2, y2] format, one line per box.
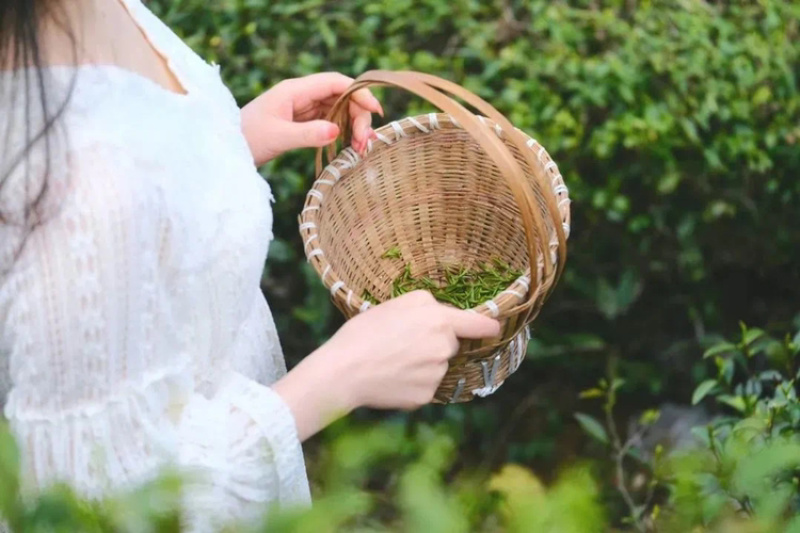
[114, 0, 191, 98]
[0, 0, 194, 104]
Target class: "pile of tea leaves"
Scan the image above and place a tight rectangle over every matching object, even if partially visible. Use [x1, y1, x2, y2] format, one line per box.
[362, 247, 523, 310]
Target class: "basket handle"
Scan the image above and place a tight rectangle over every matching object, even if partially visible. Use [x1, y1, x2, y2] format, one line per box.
[315, 70, 564, 311]
[392, 71, 566, 282]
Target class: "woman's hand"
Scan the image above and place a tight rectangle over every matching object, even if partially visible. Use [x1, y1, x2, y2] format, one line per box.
[241, 72, 383, 166]
[272, 291, 501, 440]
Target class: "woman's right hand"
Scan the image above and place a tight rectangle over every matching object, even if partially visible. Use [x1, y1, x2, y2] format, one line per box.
[273, 291, 501, 440]
[323, 290, 501, 410]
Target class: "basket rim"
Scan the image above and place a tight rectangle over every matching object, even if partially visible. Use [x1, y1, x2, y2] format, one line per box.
[298, 112, 571, 319]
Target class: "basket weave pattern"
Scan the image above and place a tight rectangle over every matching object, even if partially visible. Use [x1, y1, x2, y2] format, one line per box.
[299, 73, 570, 403]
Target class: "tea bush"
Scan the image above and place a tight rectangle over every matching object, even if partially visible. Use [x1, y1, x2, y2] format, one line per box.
[577, 323, 800, 532]
[0, 419, 606, 532]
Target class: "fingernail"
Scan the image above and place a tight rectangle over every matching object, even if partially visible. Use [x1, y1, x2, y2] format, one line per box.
[370, 95, 384, 116]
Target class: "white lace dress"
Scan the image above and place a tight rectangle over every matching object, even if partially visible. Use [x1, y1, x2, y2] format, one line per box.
[0, 0, 310, 529]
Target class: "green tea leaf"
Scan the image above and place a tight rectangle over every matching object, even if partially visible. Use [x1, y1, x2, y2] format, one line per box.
[733, 441, 800, 496]
[690, 426, 712, 447]
[743, 328, 765, 347]
[718, 357, 735, 385]
[759, 370, 783, 382]
[639, 409, 661, 426]
[692, 379, 718, 405]
[574, 413, 609, 445]
[703, 342, 738, 359]
[579, 388, 604, 399]
[381, 246, 402, 260]
[717, 395, 747, 413]
[731, 418, 767, 441]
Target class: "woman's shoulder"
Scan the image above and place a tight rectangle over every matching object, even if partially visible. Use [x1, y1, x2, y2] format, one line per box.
[1, 64, 196, 155]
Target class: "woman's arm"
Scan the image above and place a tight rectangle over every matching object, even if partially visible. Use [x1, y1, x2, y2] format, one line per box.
[271, 291, 500, 441]
[240, 73, 501, 439]
[240, 72, 383, 166]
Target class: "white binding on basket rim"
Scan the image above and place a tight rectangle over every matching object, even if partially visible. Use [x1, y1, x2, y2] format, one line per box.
[300, 112, 570, 317]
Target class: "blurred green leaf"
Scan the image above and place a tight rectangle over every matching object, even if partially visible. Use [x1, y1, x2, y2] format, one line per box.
[704, 343, 738, 359]
[743, 328, 766, 347]
[692, 379, 718, 405]
[0, 422, 20, 527]
[639, 409, 661, 426]
[717, 395, 747, 413]
[574, 413, 609, 445]
[579, 388, 604, 399]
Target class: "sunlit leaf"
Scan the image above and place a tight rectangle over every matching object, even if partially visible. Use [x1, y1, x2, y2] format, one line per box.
[703, 343, 738, 359]
[743, 328, 766, 347]
[692, 380, 718, 405]
[638, 409, 661, 426]
[731, 418, 767, 442]
[578, 388, 604, 399]
[717, 395, 747, 413]
[488, 464, 545, 502]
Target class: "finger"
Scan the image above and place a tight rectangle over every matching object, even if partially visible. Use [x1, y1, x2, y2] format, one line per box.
[272, 120, 339, 153]
[320, 95, 341, 107]
[293, 102, 325, 122]
[319, 91, 382, 119]
[397, 290, 436, 306]
[282, 72, 354, 103]
[310, 95, 347, 119]
[350, 87, 384, 116]
[294, 72, 383, 116]
[440, 306, 501, 340]
[316, 94, 361, 113]
[281, 73, 384, 119]
[290, 72, 381, 114]
[310, 97, 337, 119]
[444, 333, 460, 356]
[351, 111, 372, 154]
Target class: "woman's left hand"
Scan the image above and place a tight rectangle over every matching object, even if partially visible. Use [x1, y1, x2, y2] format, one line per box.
[241, 72, 383, 166]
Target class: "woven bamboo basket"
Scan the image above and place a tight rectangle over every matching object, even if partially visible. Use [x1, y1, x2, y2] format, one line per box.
[299, 71, 571, 403]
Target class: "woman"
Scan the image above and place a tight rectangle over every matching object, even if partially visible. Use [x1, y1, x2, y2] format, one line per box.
[0, 0, 500, 530]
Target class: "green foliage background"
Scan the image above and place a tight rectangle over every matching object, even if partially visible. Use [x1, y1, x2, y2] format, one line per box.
[10, 0, 790, 530]
[149, 0, 800, 472]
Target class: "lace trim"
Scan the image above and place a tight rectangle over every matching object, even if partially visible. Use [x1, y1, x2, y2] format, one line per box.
[176, 370, 310, 530]
[218, 371, 311, 508]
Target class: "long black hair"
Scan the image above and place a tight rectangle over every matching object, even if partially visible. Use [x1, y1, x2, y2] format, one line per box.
[0, 0, 75, 247]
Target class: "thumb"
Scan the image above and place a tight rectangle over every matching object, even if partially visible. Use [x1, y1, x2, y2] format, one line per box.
[274, 120, 340, 152]
[440, 306, 502, 340]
